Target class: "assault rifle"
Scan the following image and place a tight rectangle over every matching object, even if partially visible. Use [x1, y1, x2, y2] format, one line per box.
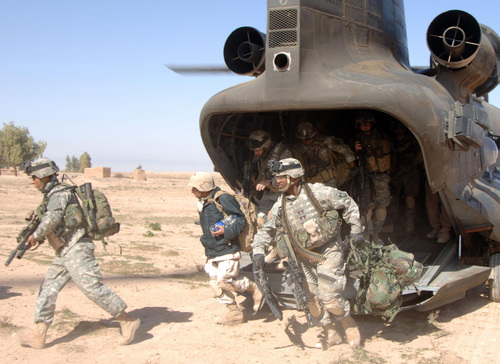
[252, 258, 283, 320]
[5, 211, 43, 266]
[281, 234, 314, 327]
[355, 149, 370, 215]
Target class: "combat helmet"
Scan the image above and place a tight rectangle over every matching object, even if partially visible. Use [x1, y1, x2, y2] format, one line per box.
[188, 172, 215, 192]
[269, 158, 305, 179]
[296, 122, 317, 140]
[355, 110, 376, 126]
[21, 158, 59, 178]
[248, 130, 272, 151]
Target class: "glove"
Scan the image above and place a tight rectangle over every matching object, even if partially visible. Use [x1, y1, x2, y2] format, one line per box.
[253, 253, 265, 269]
[350, 233, 365, 245]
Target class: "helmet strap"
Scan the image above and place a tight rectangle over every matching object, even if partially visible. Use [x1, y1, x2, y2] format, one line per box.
[41, 175, 58, 194]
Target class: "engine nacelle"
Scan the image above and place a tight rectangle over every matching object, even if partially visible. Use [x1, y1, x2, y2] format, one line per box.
[224, 27, 266, 77]
[427, 10, 500, 97]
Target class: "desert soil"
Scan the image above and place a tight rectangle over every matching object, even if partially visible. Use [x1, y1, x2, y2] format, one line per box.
[0, 172, 498, 364]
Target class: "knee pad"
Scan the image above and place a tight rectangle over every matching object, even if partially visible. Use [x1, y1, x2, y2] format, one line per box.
[375, 207, 387, 222]
[405, 196, 416, 209]
[322, 298, 346, 318]
[307, 297, 324, 318]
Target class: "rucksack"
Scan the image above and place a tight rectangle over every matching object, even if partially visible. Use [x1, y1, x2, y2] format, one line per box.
[208, 190, 258, 252]
[62, 175, 120, 242]
[347, 239, 423, 322]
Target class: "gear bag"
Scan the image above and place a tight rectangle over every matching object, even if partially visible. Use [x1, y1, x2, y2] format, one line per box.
[347, 239, 423, 322]
[62, 175, 120, 241]
[208, 190, 258, 252]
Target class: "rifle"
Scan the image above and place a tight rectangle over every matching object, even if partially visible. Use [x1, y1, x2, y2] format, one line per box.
[252, 259, 283, 320]
[281, 233, 314, 327]
[5, 211, 43, 266]
[355, 149, 369, 215]
[241, 159, 254, 199]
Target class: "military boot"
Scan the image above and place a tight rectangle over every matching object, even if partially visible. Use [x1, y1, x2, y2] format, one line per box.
[246, 281, 263, 312]
[116, 311, 140, 345]
[427, 226, 440, 239]
[437, 229, 451, 244]
[215, 303, 244, 325]
[339, 316, 361, 348]
[19, 322, 49, 349]
[319, 323, 343, 349]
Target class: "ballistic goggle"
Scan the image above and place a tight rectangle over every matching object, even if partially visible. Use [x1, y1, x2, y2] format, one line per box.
[267, 159, 302, 174]
[248, 134, 270, 149]
[20, 161, 54, 175]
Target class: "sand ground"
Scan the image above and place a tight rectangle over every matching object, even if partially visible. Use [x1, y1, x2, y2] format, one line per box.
[0, 172, 498, 364]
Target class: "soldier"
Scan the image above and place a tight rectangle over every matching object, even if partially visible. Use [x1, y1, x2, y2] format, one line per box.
[388, 123, 422, 232]
[252, 158, 363, 348]
[17, 158, 140, 349]
[244, 130, 293, 226]
[353, 111, 392, 242]
[188, 172, 262, 324]
[294, 121, 355, 189]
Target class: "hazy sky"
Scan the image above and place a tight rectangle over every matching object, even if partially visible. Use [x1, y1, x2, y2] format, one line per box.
[2, 1, 499, 172]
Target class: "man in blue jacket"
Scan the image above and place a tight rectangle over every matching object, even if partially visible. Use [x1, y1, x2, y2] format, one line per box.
[188, 172, 262, 324]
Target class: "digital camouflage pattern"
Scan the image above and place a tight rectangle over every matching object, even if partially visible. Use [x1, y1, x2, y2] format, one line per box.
[252, 182, 362, 257]
[252, 182, 362, 326]
[33, 181, 127, 325]
[35, 241, 126, 324]
[293, 134, 355, 187]
[245, 142, 293, 216]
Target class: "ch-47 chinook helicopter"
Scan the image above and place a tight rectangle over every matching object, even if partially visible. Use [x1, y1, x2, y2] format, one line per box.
[175, 0, 500, 314]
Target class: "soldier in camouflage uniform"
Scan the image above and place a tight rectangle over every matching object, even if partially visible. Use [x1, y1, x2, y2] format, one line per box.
[244, 130, 293, 226]
[18, 158, 139, 349]
[293, 122, 355, 189]
[389, 123, 422, 232]
[353, 111, 392, 242]
[252, 158, 363, 349]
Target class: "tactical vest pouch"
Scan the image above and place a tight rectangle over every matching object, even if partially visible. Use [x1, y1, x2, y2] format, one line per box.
[64, 203, 84, 229]
[301, 209, 341, 249]
[309, 168, 335, 184]
[275, 232, 289, 258]
[46, 231, 66, 251]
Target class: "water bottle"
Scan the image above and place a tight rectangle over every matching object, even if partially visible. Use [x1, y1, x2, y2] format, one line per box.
[210, 215, 238, 232]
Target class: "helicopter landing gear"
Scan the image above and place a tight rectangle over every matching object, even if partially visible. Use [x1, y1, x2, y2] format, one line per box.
[489, 253, 500, 302]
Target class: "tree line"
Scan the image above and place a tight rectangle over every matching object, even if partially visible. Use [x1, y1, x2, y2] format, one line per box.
[0, 122, 91, 175]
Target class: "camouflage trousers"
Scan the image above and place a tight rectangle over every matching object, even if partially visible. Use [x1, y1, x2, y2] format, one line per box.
[299, 240, 349, 326]
[205, 252, 251, 305]
[363, 172, 391, 208]
[34, 240, 127, 325]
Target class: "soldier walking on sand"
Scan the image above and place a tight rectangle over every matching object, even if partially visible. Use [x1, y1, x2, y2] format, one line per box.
[188, 172, 262, 324]
[17, 158, 140, 349]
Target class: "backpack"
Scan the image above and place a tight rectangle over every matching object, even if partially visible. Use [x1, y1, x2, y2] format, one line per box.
[62, 175, 120, 242]
[347, 239, 423, 322]
[209, 190, 258, 252]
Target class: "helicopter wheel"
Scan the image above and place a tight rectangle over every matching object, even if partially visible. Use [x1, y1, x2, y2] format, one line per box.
[489, 253, 500, 302]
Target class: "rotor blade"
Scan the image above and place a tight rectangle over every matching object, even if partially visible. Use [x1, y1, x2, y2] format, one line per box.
[165, 64, 231, 75]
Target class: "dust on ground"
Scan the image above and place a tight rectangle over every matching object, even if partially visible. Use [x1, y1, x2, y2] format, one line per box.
[0, 172, 498, 364]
